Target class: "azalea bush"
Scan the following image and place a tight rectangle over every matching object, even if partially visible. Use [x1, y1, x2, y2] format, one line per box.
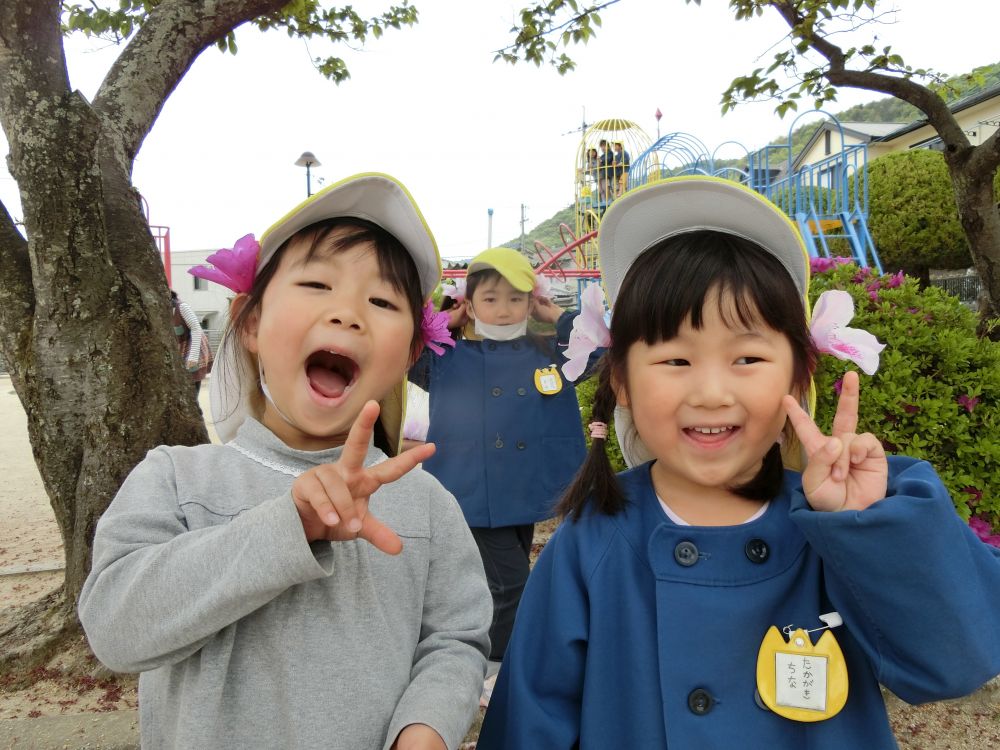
[809, 258, 1000, 544]
[575, 259, 1000, 544]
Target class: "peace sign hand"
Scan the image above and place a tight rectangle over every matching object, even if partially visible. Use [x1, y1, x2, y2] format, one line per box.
[290, 401, 436, 554]
[782, 370, 888, 512]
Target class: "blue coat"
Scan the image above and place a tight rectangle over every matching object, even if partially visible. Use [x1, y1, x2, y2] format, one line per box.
[410, 313, 592, 528]
[478, 457, 1000, 749]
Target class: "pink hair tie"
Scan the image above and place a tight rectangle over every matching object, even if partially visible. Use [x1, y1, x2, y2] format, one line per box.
[589, 421, 608, 440]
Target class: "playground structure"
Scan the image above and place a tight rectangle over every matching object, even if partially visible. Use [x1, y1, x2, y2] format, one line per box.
[562, 110, 885, 289]
[140, 194, 173, 285]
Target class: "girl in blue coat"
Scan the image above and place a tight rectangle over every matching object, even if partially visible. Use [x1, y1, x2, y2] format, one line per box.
[478, 176, 1000, 749]
[410, 247, 597, 662]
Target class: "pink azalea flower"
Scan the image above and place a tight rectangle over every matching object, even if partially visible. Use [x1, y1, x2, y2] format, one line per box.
[957, 394, 981, 413]
[885, 271, 905, 288]
[852, 267, 873, 284]
[421, 300, 455, 356]
[962, 486, 983, 506]
[188, 234, 259, 294]
[562, 283, 610, 382]
[809, 256, 852, 274]
[969, 517, 1000, 548]
[833, 377, 843, 395]
[809, 290, 885, 375]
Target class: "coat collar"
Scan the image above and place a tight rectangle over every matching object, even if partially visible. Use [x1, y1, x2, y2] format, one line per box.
[610, 462, 808, 586]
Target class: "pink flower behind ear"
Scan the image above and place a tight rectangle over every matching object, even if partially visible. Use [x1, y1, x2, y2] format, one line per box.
[533, 273, 552, 299]
[810, 290, 885, 375]
[562, 283, 610, 381]
[421, 300, 455, 356]
[188, 234, 259, 294]
[441, 278, 466, 303]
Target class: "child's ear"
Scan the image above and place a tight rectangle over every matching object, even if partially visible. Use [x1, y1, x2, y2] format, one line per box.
[464, 298, 476, 321]
[610, 368, 629, 408]
[230, 294, 260, 354]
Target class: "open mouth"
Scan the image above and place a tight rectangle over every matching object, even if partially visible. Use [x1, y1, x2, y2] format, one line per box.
[305, 350, 359, 401]
[684, 425, 740, 444]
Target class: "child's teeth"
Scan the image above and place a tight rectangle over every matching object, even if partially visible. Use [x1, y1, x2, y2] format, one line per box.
[693, 427, 731, 434]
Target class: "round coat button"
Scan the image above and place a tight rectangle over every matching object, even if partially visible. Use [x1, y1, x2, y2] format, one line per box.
[745, 538, 769, 564]
[516, 441, 526, 450]
[673, 541, 699, 567]
[491, 387, 502, 397]
[488, 343, 497, 351]
[687, 688, 715, 715]
[494, 439, 504, 449]
[517, 387, 527, 396]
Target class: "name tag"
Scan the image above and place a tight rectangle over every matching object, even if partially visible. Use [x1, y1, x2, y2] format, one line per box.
[756, 622, 848, 722]
[534, 365, 563, 395]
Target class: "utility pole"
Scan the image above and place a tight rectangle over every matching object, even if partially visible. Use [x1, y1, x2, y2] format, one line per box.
[488, 208, 494, 248]
[519, 204, 529, 254]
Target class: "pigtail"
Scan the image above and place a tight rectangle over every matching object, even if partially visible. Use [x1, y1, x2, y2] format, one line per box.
[556, 359, 628, 521]
[731, 441, 784, 501]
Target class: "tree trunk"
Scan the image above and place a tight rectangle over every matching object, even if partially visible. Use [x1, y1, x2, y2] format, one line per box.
[0, 1, 207, 669]
[947, 161, 1000, 340]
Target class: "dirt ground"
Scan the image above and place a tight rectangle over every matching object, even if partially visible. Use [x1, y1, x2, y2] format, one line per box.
[1, 374, 998, 748]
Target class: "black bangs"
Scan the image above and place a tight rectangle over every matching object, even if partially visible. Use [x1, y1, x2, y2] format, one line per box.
[609, 230, 816, 392]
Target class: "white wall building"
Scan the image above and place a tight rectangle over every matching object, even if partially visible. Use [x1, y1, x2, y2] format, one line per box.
[169, 249, 232, 349]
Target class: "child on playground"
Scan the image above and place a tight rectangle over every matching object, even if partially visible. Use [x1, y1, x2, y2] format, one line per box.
[409, 247, 599, 668]
[79, 174, 491, 750]
[477, 176, 1000, 749]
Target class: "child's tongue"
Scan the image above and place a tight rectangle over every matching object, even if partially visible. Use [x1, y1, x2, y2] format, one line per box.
[307, 364, 348, 399]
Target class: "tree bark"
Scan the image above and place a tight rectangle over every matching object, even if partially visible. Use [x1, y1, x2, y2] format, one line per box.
[0, 0, 289, 668]
[767, 0, 1000, 338]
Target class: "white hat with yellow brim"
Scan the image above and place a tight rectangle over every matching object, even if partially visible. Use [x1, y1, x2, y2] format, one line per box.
[210, 172, 441, 454]
[597, 175, 815, 469]
[466, 247, 536, 292]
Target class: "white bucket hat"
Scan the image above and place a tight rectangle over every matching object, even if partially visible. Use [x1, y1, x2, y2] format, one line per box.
[597, 175, 811, 468]
[209, 172, 441, 452]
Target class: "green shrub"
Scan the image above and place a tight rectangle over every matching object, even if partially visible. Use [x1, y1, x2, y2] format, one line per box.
[575, 376, 625, 473]
[810, 262, 1000, 531]
[863, 150, 976, 275]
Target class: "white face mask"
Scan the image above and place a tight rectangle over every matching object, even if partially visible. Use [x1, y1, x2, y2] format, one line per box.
[474, 318, 528, 341]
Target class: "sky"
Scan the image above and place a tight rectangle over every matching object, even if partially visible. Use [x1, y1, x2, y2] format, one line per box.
[1, 0, 997, 260]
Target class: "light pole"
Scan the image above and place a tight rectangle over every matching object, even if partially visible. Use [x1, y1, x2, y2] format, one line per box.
[487, 207, 494, 248]
[295, 151, 321, 197]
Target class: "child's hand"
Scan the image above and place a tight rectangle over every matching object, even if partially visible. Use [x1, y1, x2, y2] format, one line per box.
[446, 304, 469, 330]
[782, 370, 887, 512]
[290, 401, 435, 554]
[391, 723, 446, 750]
[531, 296, 563, 325]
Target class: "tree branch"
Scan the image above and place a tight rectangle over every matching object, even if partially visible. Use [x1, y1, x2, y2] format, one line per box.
[768, 0, 969, 148]
[92, 0, 287, 163]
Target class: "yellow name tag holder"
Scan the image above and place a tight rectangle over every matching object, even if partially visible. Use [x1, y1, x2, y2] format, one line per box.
[755, 613, 848, 722]
[534, 365, 563, 395]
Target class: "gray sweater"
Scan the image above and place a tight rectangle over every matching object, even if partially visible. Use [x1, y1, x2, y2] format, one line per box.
[79, 418, 492, 749]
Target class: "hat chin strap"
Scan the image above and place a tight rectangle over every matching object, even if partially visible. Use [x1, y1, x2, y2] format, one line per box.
[258, 360, 301, 433]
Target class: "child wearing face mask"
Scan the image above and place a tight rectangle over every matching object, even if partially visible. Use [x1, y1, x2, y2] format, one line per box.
[410, 248, 600, 669]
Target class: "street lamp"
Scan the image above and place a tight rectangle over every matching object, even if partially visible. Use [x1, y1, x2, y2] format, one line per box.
[294, 151, 321, 197]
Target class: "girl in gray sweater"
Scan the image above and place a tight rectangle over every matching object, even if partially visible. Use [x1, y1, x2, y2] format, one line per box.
[79, 173, 491, 750]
